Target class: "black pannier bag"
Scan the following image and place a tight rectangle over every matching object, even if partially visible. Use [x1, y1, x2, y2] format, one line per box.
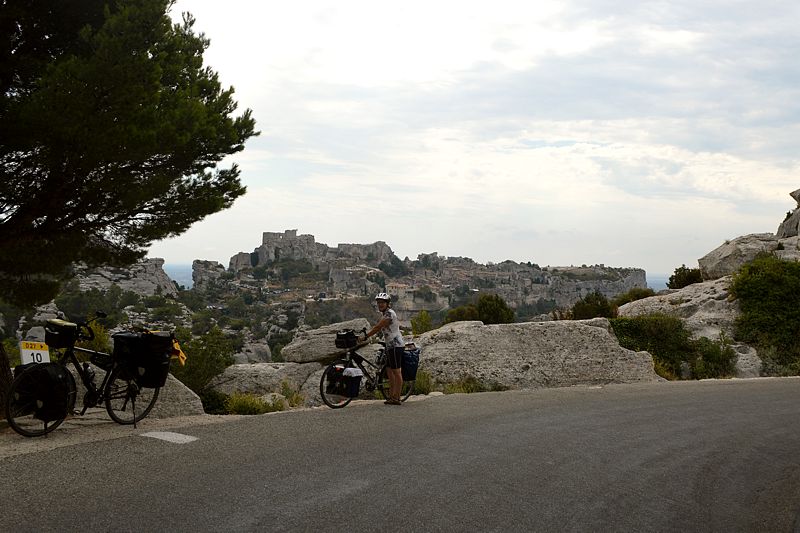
[325, 365, 349, 396]
[402, 348, 420, 381]
[112, 331, 173, 388]
[335, 329, 359, 349]
[44, 319, 79, 348]
[23, 363, 74, 422]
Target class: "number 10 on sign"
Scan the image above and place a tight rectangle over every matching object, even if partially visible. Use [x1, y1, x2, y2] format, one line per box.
[19, 341, 50, 364]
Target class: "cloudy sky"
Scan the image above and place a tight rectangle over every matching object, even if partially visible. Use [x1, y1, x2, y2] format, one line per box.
[149, 0, 800, 277]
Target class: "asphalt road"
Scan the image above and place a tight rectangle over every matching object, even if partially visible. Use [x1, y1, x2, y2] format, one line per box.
[1, 379, 799, 532]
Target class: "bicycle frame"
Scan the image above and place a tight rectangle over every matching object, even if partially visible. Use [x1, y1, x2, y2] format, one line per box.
[340, 347, 386, 391]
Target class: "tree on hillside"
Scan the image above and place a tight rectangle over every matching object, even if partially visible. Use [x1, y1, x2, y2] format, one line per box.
[0, 0, 257, 410]
[667, 264, 702, 289]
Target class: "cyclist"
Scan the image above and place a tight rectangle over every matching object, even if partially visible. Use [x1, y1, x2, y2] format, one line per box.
[362, 292, 404, 405]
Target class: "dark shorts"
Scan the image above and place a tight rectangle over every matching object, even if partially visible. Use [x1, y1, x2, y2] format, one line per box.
[386, 347, 403, 369]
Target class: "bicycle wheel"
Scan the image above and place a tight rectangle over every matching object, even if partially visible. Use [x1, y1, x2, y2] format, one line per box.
[319, 360, 353, 408]
[104, 365, 159, 425]
[377, 367, 415, 402]
[5, 363, 75, 438]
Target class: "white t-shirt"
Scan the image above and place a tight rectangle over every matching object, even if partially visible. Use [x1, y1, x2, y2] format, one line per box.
[380, 308, 405, 348]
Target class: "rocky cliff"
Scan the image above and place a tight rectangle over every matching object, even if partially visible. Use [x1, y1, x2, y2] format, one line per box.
[75, 258, 178, 298]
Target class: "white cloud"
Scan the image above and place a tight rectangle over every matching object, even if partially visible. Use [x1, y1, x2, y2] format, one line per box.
[153, 0, 800, 277]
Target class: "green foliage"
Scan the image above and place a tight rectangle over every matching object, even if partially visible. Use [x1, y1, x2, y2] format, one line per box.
[610, 314, 737, 380]
[224, 392, 283, 415]
[378, 254, 409, 277]
[76, 322, 112, 354]
[170, 326, 235, 395]
[198, 389, 228, 415]
[54, 281, 136, 327]
[571, 291, 617, 320]
[445, 293, 515, 324]
[691, 336, 737, 379]
[445, 304, 479, 323]
[667, 265, 703, 289]
[411, 310, 434, 335]
[476, 293, 515, 324]
[444, 375, 508, 394]
[252, 265, 268, 279]
[3, 338, 21, 368]
[0, 0, 257, 308]
[279, 380, 305, 407]
[730, 254, 800, 373]
[412, 368, 435, 395]
[611, 287, 656, 307]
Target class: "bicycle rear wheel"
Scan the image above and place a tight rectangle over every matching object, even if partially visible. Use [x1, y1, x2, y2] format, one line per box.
[5, 363, 75, 438]
[319, 360, 353, 408]
[105, 365, 159, 425]
[377, 367, 415, 402]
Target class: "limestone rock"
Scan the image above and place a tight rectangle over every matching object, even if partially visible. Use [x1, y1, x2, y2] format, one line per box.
[74, 258, 177, 298]
[281, 318, 371, 363]
[209, 362, 322, 397]
[698, 234, 778, 280]
[234, 339, 272, 364]
[192, 260, 227, 290]
[777, 210, 800, 239]
[416, 319, 660, 389]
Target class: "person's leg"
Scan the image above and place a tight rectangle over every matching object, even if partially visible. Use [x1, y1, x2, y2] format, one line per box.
[388, 367, 402, 401]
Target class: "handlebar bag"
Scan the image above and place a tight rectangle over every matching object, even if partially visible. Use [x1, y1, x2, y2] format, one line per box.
[44, 319, 79, 348]
[335, 330, 358, 349]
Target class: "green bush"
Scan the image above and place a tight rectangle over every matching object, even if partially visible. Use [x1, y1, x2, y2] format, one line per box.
[611, 314, 694, 379]
[224, 392, 277, 415]
[279, 380, 304, 407]
[445, 294, 515, 325]
[610, 314, 737, 380]
[199, 389, 228, 415]
[411, 310, 434, 335]
[730, 253, 800, 373]
[443, 375, 508, 394]
[667, 264, 703, 289]
[611, 287, 656, 307]
[691, 336, 737, 379]
[572, 291, 616, 319]
[412, 368, 435, 395]
[170, 326, 235, 396]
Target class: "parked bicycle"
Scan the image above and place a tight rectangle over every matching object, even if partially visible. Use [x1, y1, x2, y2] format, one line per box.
[319, 328, 419, 409]
[5, 312, 179, 438]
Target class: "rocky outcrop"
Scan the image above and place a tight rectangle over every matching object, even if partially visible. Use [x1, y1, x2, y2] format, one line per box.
[209, 362, 322, 397]
[617, 277, 761, 378]
[416, 319, 660, 388]
[698, 234, 779, 280]
[192, 260, 227, 290]
[233, 339, 272, 364]
[281, 318, 371, 363]
[76, 258, 178, 298]
[776, 188, 800, 238]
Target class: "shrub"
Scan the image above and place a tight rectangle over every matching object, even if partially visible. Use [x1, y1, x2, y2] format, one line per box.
[280, 380, 305, 407]
[443, 375, 508, 394]
[412, 368, 435, 395]
[170, 326, 235, 396]
[199, 389, 228, 415]
[572, 291, 617, 319]
[411, 310, 434, 335]
[476, 294, 515, 324]
[224, 392, 274, 415]
[610, 314, 738, 380]
[445, 304, 479, 323]
[610, 314, 693, 379]
[691, 336, 737, 379]
[730, 253, 800, 372]
[667, 264, 703, 289]
[611, 287, 656, 307]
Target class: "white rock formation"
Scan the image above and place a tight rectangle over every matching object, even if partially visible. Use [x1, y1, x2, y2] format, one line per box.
[281, 318, 371, 363]
[209, 362, 322, 397]
[77, 258, 178, 297]
[415, 319, 660, 388]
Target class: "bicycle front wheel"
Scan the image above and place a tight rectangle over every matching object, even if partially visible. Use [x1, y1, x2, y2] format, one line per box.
[5, 363, 75, 438]
[105, 366, 159, 425]
[319, 360, 353, 408]
[377, 367, 415, 402]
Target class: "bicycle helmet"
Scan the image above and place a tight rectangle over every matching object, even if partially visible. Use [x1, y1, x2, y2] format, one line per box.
[374, 292, 391, 302]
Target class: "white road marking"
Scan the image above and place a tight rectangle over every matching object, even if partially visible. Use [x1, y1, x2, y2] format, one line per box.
[140, 431, 198, 444]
